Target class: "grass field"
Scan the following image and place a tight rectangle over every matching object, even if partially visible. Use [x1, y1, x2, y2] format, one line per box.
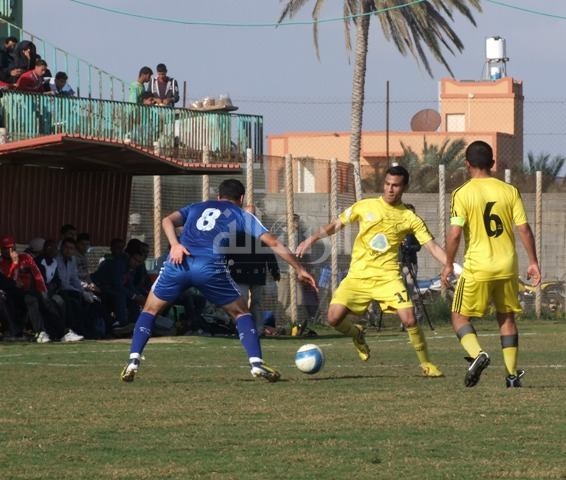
[1, 318, 566, 480]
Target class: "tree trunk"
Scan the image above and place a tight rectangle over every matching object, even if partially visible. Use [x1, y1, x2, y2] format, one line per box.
[349, 1, 371, 201]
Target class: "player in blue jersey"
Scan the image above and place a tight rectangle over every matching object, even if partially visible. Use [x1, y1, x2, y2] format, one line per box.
[120, 179, 317, 383]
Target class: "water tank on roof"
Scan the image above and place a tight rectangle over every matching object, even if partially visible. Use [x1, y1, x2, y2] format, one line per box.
[484, 36, 508, 80]
[486, 36, 506, 61]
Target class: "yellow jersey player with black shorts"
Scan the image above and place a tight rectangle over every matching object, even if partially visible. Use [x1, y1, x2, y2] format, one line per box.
[297, 165, 450, 378]
[441, 141, 541, 388]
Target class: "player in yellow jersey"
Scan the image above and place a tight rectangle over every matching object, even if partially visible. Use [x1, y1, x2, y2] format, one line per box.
[296, 165, 451, 378]
[441, 141, 541, 388]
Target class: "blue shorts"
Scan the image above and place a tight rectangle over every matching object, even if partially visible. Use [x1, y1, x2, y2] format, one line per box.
[152, 256, 241, 306]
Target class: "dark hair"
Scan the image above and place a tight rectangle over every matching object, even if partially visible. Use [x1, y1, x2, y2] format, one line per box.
[125, 238, 144, 256]
[385, 164, 410, 186]
[4, 36, 18, 44]
[218, 179, 245, 201]
[35, 59, 47, 67]
[60, 224, 76, 235]
[465, 140, 495, 170]
[55, 71, 68, 81]
[77, 232, 90, 242]
[139, 66, 153, 76]
[110, 238, 124, 248]
[156, 63, 167, 73]
[140, 91, 155, 101]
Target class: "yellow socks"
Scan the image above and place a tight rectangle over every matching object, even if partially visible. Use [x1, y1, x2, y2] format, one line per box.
[501, 334, 519, 376]
[406, 325, 430, 364]
[456, 324, 482, 359]
[334, 317, 359, 338]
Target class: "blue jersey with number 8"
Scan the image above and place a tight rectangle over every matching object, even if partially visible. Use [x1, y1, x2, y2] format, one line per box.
[152, 200, 269, 305]
[178, 200, 267, 261]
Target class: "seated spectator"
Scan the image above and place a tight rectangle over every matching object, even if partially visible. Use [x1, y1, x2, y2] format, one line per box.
[99, 237, 125, 265]
[133, 240, 152, 294]
[55, 237, 95, 341]
[0, 233, 55, 343]
[57, 223, 77, 250]
[91, 240, 147, 335]
[7, 39, 36, 84]
[14, 58, 48, 92]
[34, 239, 68, 342]
[25, 237, 45, 258]
[129, 66, 152, 104]
[75, 232, 94, 286]
[46, 71, 75, 96]
[150, 63, 179, 107]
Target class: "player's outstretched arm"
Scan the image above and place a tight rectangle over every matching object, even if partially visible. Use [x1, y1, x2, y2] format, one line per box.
[296, 218, 343, 259]
[260, 232, 318, 292]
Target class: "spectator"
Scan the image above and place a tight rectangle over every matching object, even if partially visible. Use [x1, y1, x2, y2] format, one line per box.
[227, 205, 280, 336]
[75, 232, 95, 287]
[99, 237, 125, 265]
[34, 239, 68, 342]
[14, 58, 48, 92]
[47, 71, 75, 96]
[140, 90, 156, 105]
[57, 223, 77, 250]
[55, 237, 92, 341]
[25, 237, 46, 258]
[0, 234, 52, 343]
[35, 55, 52, 81]
[0, 36, 18, 82]
[7, 39, 36, 83]
[149, 63, 179, 107]
[91, 240, 147, 334]
[129, 66, 152, 104]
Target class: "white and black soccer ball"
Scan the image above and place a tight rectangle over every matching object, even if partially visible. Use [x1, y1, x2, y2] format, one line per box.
[295, 344, 325, 374]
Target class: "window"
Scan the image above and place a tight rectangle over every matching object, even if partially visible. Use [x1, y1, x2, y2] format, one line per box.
[446, 114, 465, 132]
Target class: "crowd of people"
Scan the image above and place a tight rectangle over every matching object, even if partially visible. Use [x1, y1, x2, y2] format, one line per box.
[0, 36, 180, 104]
[129, 63, 179, 107]
[0, 224, 154, 343]
[0, 36, 75, 95]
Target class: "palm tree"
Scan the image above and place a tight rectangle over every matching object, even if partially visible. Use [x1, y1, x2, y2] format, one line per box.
[520, 151, 566, 191]
[398, 137, 467, 191]
[278, 0, 481, 200]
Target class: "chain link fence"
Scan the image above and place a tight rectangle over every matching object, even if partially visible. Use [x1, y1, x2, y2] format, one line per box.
[127, 152, 566, 328]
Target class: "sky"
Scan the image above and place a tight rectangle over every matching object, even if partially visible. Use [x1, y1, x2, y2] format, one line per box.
[21, 1, 566, 158]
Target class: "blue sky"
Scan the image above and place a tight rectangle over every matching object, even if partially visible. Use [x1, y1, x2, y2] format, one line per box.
[22, 1, 566, 157]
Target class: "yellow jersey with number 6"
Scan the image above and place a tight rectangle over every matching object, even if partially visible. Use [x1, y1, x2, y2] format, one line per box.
[450, 177, 528, 281]
[339, 197, 433, 279]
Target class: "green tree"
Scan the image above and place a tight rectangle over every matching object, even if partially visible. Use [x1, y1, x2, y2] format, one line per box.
[278, 0, 481, 199]
[518, 151, 566, 192]
[398, 137, 467, 192]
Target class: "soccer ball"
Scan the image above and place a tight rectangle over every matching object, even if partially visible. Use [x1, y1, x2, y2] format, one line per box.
[295, 344, 325, 374]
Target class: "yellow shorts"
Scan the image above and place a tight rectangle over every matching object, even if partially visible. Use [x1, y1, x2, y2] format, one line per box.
[331, 275, 413, 316]
[452, 276, 521, 317]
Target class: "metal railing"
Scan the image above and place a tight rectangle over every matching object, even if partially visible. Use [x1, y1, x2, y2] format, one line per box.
[1, 91, 264, 161]
[0, 19, 127, 100]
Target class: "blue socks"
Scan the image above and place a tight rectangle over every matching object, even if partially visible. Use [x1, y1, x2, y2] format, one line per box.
[236, 313, 262, 362]
[129, 311, 156, 357]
